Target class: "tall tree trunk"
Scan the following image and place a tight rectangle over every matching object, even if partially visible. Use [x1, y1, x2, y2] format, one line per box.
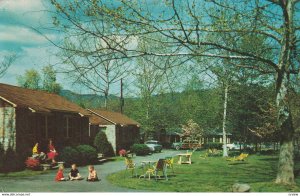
[222, 84, 228, 157]
[275, 0, 296, 185]
[275, 71, 295, 184]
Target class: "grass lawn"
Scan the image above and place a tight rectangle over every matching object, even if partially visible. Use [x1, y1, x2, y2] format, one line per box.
[107, 151, 300, 192]
[0, 169, 49, 178]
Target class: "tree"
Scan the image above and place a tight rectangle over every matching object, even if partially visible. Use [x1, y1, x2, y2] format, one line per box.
[17, 69, 41, 90]
[49, 0, 300, 184]
[0, 54, 17, 78]
[42, 65, 61, 94]
[182, 119, 204, 143]
[17, 66, 61, 94]
[93, 131, 114, 156]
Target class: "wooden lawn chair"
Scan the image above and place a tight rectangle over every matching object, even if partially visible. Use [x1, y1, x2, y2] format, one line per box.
[125, 157, 137, 178]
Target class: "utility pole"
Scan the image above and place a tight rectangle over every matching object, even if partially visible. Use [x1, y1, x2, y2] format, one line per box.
[120, 78, 124, 114]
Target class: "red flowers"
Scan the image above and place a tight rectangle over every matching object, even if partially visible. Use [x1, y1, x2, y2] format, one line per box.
[25, 158, 40, 170]
[119, 149, 127, 157]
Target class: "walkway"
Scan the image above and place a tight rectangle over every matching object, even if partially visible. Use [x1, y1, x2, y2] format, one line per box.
[0, 150, 180, 192]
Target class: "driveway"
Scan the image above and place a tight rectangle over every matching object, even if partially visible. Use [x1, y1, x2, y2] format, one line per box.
[0, 150, 180, 192]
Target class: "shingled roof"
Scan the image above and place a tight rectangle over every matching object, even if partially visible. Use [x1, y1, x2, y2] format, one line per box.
[88, 109, 140, 126]
[0, 83, 89, 116]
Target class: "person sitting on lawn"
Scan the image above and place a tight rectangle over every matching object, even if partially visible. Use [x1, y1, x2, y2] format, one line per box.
[68, 164, 83, 181]
[87, 165, 99, 182]
[55, 165, 66, 182]
[47, 139, 58, 164]
[32, 142, 46, 160]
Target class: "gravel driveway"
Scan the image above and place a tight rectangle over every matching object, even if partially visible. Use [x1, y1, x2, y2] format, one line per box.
[0, 150, 180, 192]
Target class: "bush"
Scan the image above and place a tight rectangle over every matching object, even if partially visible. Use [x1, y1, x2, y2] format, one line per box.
[119, 149, 127, 157]
[130, 144, 150, 156]
[94, 131, 115, 157]
[76, 145, 98, 166]
[60, 146, 80, 167]
[25, 158, 40, 170]
[0, 143, 4, 172]
[2, 147, 25, 173]
[203, 142, 223, 150]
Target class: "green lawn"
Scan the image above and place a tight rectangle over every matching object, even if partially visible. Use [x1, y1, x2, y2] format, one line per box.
[107, 151, 300, 192]
[0, 169, 49, 178]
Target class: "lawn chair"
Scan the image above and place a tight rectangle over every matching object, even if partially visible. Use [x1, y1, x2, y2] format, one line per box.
[227, 153, 249, 162]
[165, 156, 174, 174]
[154, 159, 168, 181]
[124, 157, 137, 178]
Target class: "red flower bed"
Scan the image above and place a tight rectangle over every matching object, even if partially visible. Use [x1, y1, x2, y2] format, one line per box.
[119, 149, 127, 157]
[25, 158, 40, 170]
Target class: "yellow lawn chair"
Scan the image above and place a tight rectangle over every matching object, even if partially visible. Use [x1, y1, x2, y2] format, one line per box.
[227, 153, 249, 162]
[165, 156, 174, 174]
[142, 159, 168, 181]
[125, 157, 137, 177]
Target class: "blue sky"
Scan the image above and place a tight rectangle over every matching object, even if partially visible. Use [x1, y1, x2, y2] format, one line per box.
[0, 0, 61, 85]
[0, 0, 118, 94]
[0, 0, 137, 97]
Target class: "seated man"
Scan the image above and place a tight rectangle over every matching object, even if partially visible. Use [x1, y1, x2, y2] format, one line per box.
[69, 164, 83, 180]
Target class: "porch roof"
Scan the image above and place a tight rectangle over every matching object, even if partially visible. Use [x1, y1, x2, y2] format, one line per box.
[88, 109, 140, 126]
[0, 83, 90, 116]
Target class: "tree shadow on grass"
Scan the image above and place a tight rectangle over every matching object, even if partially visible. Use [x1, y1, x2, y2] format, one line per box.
[228, 162, 249, 165]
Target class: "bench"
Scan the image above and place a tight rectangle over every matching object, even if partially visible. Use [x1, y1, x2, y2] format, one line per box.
[57, 161, 65, 167]
[40, 164, 51, 171]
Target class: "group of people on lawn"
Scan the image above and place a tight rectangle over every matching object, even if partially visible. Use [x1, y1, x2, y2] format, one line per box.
[32, 139, 99, 182]
[55, 164, 99, 182]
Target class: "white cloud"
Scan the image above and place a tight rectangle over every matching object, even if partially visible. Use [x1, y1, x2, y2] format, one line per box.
[0, 25, 56, 45]
[0, 0, 44, 12]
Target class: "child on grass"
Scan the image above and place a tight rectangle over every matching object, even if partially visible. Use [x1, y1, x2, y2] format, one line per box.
[68, 164, 83, 180]
[55, 165, 66, 181]
[87, 165, 99, 182]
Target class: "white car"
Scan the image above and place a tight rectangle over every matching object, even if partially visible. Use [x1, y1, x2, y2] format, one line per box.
[145, 140, 162, 152]
[226, 143, 238, 150]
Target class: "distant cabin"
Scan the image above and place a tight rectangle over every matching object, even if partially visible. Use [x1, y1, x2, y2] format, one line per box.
[88, 109, 140, 154]
[0, 83, 90, 153]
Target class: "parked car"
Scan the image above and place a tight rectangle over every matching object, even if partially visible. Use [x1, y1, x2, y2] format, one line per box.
[172, 140, 201, 150]
[145, 140, 162, 152]
[226, 143, 238, 150]
[226, 143, 254, 150]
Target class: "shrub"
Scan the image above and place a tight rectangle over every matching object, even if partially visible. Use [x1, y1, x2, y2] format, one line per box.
[76, 145, 98, 166]
[25, 158, 40, 170]
[0, 143, 4, 171]
[130, 144, 150, 156]
[203, 142, 223, 150]
[60, 146, 80, 167]
[119, 149, 127, 157]
[2, 147, 25, 172]
[94, 131, 115, 157]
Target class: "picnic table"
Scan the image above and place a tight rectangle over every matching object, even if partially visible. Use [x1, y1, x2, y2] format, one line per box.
[139, 160, 157, 179]
[177, 153, 192, 164]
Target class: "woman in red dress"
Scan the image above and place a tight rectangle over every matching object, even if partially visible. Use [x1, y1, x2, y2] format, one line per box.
[47, 139, 58, 164]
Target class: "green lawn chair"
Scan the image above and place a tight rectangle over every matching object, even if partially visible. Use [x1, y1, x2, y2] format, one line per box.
[154, 159, 168, 181]
[124, 157, 137, 178]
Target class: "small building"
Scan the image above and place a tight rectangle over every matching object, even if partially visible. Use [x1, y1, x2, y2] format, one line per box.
[0, 83, 90, 153]
[203, 129, 232, 144]
[88, 109, 140, 154]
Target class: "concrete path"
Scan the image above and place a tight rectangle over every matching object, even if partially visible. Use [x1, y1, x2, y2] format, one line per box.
[0, 150, 180, 192]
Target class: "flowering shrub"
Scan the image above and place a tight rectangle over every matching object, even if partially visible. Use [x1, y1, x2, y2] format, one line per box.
[119, 149, 127, 157]
[25, 158, 40, 170]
